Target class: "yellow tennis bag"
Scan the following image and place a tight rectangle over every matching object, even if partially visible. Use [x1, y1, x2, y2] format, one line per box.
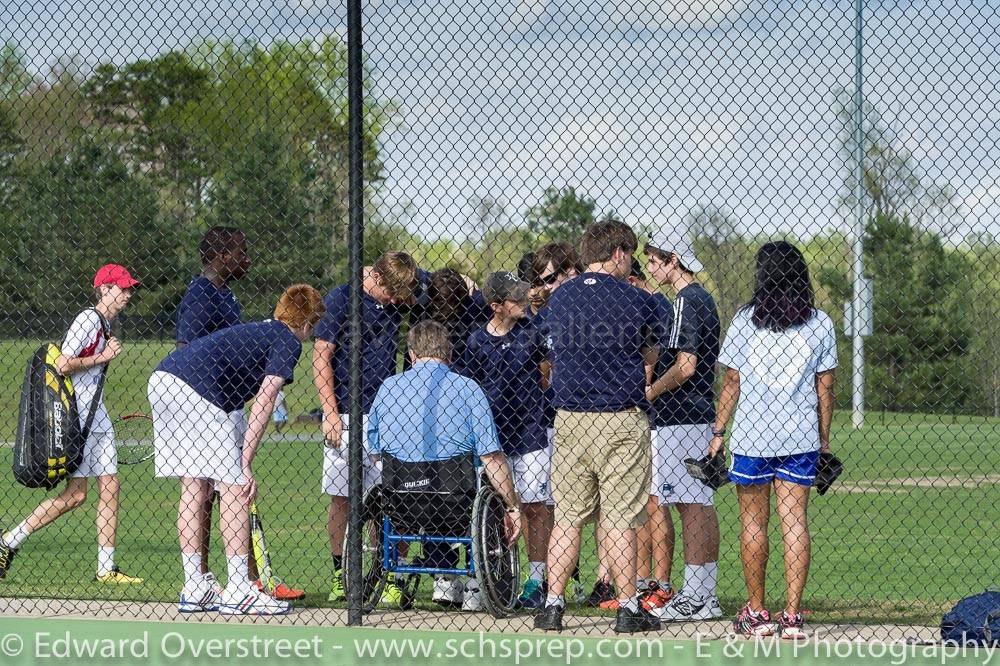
[13, 310, 108, 489]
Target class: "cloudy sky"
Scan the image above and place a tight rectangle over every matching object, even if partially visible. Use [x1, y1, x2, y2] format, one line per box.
[7, 0, 1000, 243]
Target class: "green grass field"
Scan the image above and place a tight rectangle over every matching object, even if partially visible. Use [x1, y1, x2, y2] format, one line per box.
[0, 339, 998, 626]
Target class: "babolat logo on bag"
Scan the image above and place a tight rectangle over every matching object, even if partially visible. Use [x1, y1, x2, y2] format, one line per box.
[13, 343, 85, 489]
[12, 309, 108, 490]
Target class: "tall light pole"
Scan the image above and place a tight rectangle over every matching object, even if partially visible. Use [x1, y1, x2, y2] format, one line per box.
[851, 0, 866, 430]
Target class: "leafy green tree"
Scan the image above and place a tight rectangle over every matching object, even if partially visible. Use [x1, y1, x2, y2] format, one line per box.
[208, 130, 329, 318]
[12, 58, 87, 166]
[83, 52, 211, 224]
[525, 186, 597, 244]
[6, 138, 177, 319]
[685, 204, 754, 324]
[821, 215, 975, 414]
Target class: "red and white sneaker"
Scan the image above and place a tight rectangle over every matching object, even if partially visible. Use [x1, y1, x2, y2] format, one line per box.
[778, 611, 807, 640]
[640, 582, 674, 612]
[218, 586, 292, 615]
[731, 603, 776, 638]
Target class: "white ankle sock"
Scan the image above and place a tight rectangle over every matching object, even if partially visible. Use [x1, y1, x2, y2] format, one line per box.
[3, 521, 30, 550]
[97, 547, 115, 575]
[529, 561, 546, 582]
[684, 564, 714, 599]
[621, 596, 640, 612]
[182, 552, 203, 585]
[701, 562, 718, 599]
[227, 554, 251, 593]
[545, 594, 564, 608]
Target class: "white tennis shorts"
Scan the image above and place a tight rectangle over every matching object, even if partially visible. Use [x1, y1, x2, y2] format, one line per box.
[69, 388, 117, 478]
[71, 424, 118, 478]
[652, 424, 715, 506]
[510, 444, 553, 505]
[321, 414, 382, 497]
[149, 371, 247, 485]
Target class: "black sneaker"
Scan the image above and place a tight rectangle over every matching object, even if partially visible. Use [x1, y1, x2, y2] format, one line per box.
[586, 580, 616, 607]
[614, 605, 662, 634]
[0, 540, 16, 580]
[533, 604, 564, 631]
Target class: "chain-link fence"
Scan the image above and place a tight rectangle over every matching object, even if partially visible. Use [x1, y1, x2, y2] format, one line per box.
[1, 0, 998, 642]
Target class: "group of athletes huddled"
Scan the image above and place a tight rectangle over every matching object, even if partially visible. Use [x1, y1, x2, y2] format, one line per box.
[0, 219, 836, 638]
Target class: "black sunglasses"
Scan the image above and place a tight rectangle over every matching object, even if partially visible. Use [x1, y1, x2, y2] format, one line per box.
[534, 270, 564, 287]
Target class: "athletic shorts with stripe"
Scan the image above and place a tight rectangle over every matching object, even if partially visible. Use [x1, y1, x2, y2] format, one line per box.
[729, 450, 820, 486]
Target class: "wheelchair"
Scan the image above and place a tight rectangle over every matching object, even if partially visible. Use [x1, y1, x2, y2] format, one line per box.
[345, 453, 520, 618]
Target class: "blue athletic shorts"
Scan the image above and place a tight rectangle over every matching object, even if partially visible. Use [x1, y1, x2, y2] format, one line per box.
[729, 451, 820, 487]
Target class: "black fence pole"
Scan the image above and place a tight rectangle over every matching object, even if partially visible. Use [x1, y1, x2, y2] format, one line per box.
[345, 0, 365, 629]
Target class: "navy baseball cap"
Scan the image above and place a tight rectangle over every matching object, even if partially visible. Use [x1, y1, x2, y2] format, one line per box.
[483, 271, 530, 305]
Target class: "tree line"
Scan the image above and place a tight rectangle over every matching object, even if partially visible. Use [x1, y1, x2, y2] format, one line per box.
[0, 42, 997, 417]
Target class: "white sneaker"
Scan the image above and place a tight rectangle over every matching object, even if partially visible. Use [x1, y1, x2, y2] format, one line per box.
[217, 586, 292, 615]
[462, 580, 483, 612]
[203, 572, 223, 597]
[178, 577, 220, 613]
[654, 592, 723, 621]
[433, 576, 463, 605]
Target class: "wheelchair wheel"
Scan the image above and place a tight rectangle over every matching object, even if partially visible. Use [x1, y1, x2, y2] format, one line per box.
[471, 484, 520, 618]
[343, 484, 386, 613]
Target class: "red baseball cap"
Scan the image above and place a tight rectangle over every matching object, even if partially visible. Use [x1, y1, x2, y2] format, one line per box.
[93, 264, 141, 289]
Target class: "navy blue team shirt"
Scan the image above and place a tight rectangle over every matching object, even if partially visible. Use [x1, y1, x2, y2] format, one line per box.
[176, 276, 242, 344]
[525, 307, 556, 430]
[158, 320, 301, 413]
[535, 272, 662, 412]
[463, 318, 548, 456]
[315, 284, 402, 415]
[651, 283, 720, 427]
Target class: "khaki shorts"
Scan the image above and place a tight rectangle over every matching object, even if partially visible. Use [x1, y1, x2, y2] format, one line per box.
[551, 408, 652, 529]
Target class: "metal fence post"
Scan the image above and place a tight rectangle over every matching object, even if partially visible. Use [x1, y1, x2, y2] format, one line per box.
[346, 0, 365, 627]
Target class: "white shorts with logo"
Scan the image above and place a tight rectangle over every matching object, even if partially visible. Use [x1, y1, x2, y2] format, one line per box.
[149, 371, 247, 485]
[321, 414, 382, 497]
[652, 424, 715, 506]
[511, 442, 553, 505]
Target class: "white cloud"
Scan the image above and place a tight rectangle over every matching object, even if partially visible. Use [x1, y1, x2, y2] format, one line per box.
[606, 0, 752, 29]
[503, 0, 549, 33]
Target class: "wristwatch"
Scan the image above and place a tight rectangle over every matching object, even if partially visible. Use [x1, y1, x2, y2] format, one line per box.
[712, 428, 726, 438]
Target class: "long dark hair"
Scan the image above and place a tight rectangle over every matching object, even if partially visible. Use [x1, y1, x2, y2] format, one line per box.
[744, 241, 816, 331]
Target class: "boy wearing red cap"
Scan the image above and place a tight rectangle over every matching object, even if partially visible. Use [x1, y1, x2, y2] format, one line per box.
[0, 264, 143, 584]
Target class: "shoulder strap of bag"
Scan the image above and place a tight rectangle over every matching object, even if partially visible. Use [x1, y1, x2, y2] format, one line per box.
[77, 308, 111, 439]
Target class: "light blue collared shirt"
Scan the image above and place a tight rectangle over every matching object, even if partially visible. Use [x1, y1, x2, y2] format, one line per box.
[367, 360, 502, 462]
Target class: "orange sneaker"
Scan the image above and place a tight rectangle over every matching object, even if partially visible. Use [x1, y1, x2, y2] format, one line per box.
[641, 582, 674, 612]
[255, 578, 306, 601]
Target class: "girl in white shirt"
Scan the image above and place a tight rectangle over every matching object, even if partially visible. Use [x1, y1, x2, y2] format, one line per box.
[710, 241, 837, 640]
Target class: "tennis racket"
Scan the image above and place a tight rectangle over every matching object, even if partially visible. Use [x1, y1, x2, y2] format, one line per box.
[250, 501, 275, 592]
[115, 412, 155, 465]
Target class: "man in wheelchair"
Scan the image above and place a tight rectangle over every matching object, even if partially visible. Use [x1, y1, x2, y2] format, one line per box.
[367, 320, 522, 614]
